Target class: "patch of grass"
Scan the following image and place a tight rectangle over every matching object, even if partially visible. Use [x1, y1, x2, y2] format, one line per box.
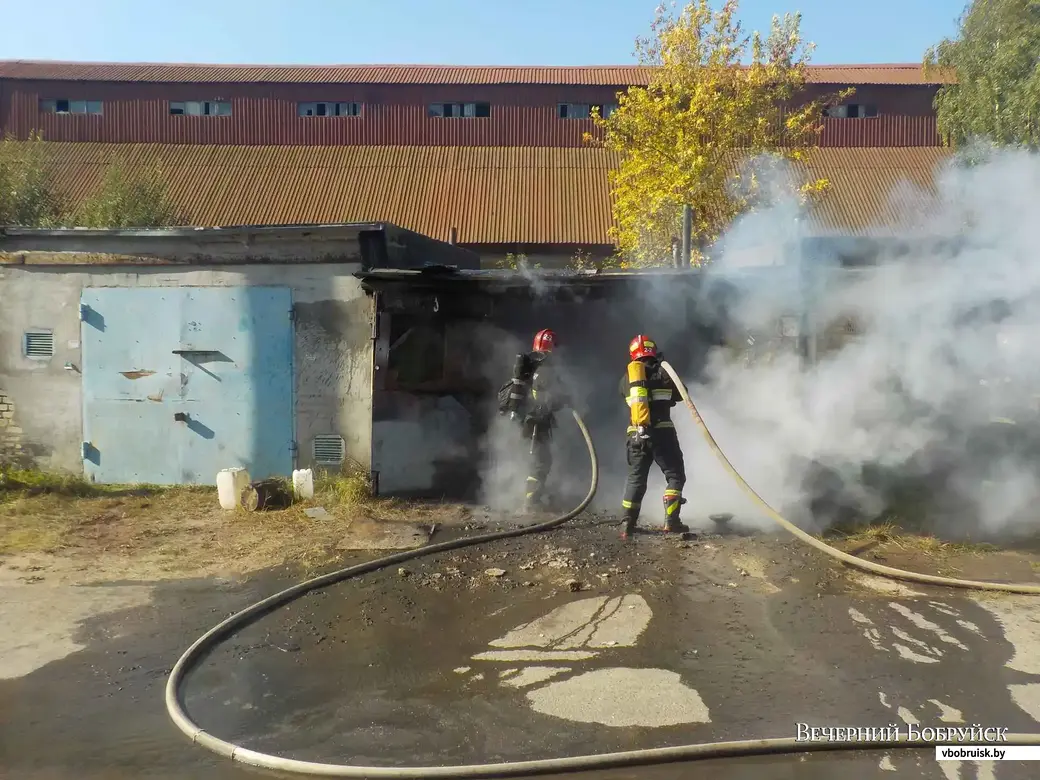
[313, 465, 373, 508]
[0, 466, 207, 502]
[0, 463, 458, 578]
[1, 466, 108, 500]
[0, 512, 69, 554]
[0, 466, 216, 554]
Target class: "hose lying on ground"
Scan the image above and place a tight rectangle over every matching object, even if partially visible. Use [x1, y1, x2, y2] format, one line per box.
[166, 406, 1040, 777]
[659, 360, 1040, 595]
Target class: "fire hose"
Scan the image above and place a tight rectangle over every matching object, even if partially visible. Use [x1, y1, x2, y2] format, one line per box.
[166, 398, 1040, 777]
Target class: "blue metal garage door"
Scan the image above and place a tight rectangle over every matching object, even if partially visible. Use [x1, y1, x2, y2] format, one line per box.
[80, 286, 294, 485]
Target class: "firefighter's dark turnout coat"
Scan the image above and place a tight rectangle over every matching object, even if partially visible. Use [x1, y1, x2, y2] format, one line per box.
[499, 351, 566, 508]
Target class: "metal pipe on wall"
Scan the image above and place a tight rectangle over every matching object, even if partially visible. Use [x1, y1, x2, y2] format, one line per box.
[681, 205, 693, 267]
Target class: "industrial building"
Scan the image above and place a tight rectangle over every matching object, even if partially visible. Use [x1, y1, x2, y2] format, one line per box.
[0, 60, 954, 265]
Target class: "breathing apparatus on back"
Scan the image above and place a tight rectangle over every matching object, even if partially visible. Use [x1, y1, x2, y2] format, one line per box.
[498, 329, 557, 420]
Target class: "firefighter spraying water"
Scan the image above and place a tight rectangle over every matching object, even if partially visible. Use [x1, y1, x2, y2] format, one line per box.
[497, 328, 570, 513]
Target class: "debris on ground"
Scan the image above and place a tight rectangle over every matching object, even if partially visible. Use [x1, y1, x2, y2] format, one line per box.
[485, 568, 507, 578]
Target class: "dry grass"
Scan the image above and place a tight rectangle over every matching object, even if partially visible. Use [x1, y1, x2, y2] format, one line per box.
[313, 468, 372, 507]
[0, 466, 469, 582]
[822, 519, 1027, 580]
[826, 519, 998, 556]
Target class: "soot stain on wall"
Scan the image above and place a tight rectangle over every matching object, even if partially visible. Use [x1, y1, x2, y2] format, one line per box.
[294, 299, 372, 396]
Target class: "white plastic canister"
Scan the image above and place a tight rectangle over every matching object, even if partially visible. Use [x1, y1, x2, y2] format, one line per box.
[292, 468, 314, 500]
[216, 467, 250, 510]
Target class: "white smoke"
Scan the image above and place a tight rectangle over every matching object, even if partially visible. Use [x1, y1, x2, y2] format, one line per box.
[668, 145, 1040, 541]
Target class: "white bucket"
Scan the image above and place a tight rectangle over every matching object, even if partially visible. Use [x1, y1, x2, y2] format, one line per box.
[216, 467, 250, 510]
[292, 468, 314, 500]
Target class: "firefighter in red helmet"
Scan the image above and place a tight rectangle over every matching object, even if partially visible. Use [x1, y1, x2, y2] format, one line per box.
[618, 334, 690, 540]
[498, 328, 567, 512]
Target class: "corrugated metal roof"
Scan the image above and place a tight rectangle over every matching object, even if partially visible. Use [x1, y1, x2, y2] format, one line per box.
[33, 142, 953, 244]
[0, 60, 954, 86]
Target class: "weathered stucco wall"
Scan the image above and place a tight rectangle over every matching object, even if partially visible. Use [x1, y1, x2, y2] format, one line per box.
[0, 263, 372, 477]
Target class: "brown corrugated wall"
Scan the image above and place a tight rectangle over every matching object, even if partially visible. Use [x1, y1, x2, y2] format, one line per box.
[2, 80, 941, 147]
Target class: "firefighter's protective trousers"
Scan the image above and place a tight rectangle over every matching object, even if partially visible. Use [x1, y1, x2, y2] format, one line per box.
[622, 427, 686, 522]
[522, 417, 553, 506]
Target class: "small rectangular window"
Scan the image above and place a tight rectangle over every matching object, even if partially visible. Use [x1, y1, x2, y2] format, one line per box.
[42, 99, 78, 113]
[558, 102, 615, 120]
[24, 330, 54, 359]
[170, 100, 231, 116]
[559, 103, 589, 119]
[40, 99, 103, 115]
[825, 104, 878, 119]
[429, 102, 490, 118]
[297, 101, 361, 117]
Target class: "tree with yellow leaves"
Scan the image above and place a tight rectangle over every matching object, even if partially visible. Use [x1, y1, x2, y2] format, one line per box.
[591, 0, 849, 266]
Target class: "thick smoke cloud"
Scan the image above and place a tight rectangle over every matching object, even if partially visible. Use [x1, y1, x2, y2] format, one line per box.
[474, 146, 1040, 541]
[671, 146, 1040, 541]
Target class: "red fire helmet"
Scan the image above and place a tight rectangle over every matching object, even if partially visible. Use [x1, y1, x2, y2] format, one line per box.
[532, 328, 557, 352]
[629, 334, 658, 360]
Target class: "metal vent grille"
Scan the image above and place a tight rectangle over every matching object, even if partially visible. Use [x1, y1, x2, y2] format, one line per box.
[24, 331, 54, 359]
[313, 434, 345, 464]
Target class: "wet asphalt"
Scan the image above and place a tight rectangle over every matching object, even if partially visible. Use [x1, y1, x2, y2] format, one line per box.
[2, 524, 1039, 780]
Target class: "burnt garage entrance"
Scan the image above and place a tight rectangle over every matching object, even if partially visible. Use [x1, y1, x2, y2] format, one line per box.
[356, 266, 733, 502]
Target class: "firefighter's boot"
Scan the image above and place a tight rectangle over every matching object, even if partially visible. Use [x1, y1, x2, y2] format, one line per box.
[522, 477, 542, 515]
[663, 491, 690, 533]
[620, 503, 639, 541]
